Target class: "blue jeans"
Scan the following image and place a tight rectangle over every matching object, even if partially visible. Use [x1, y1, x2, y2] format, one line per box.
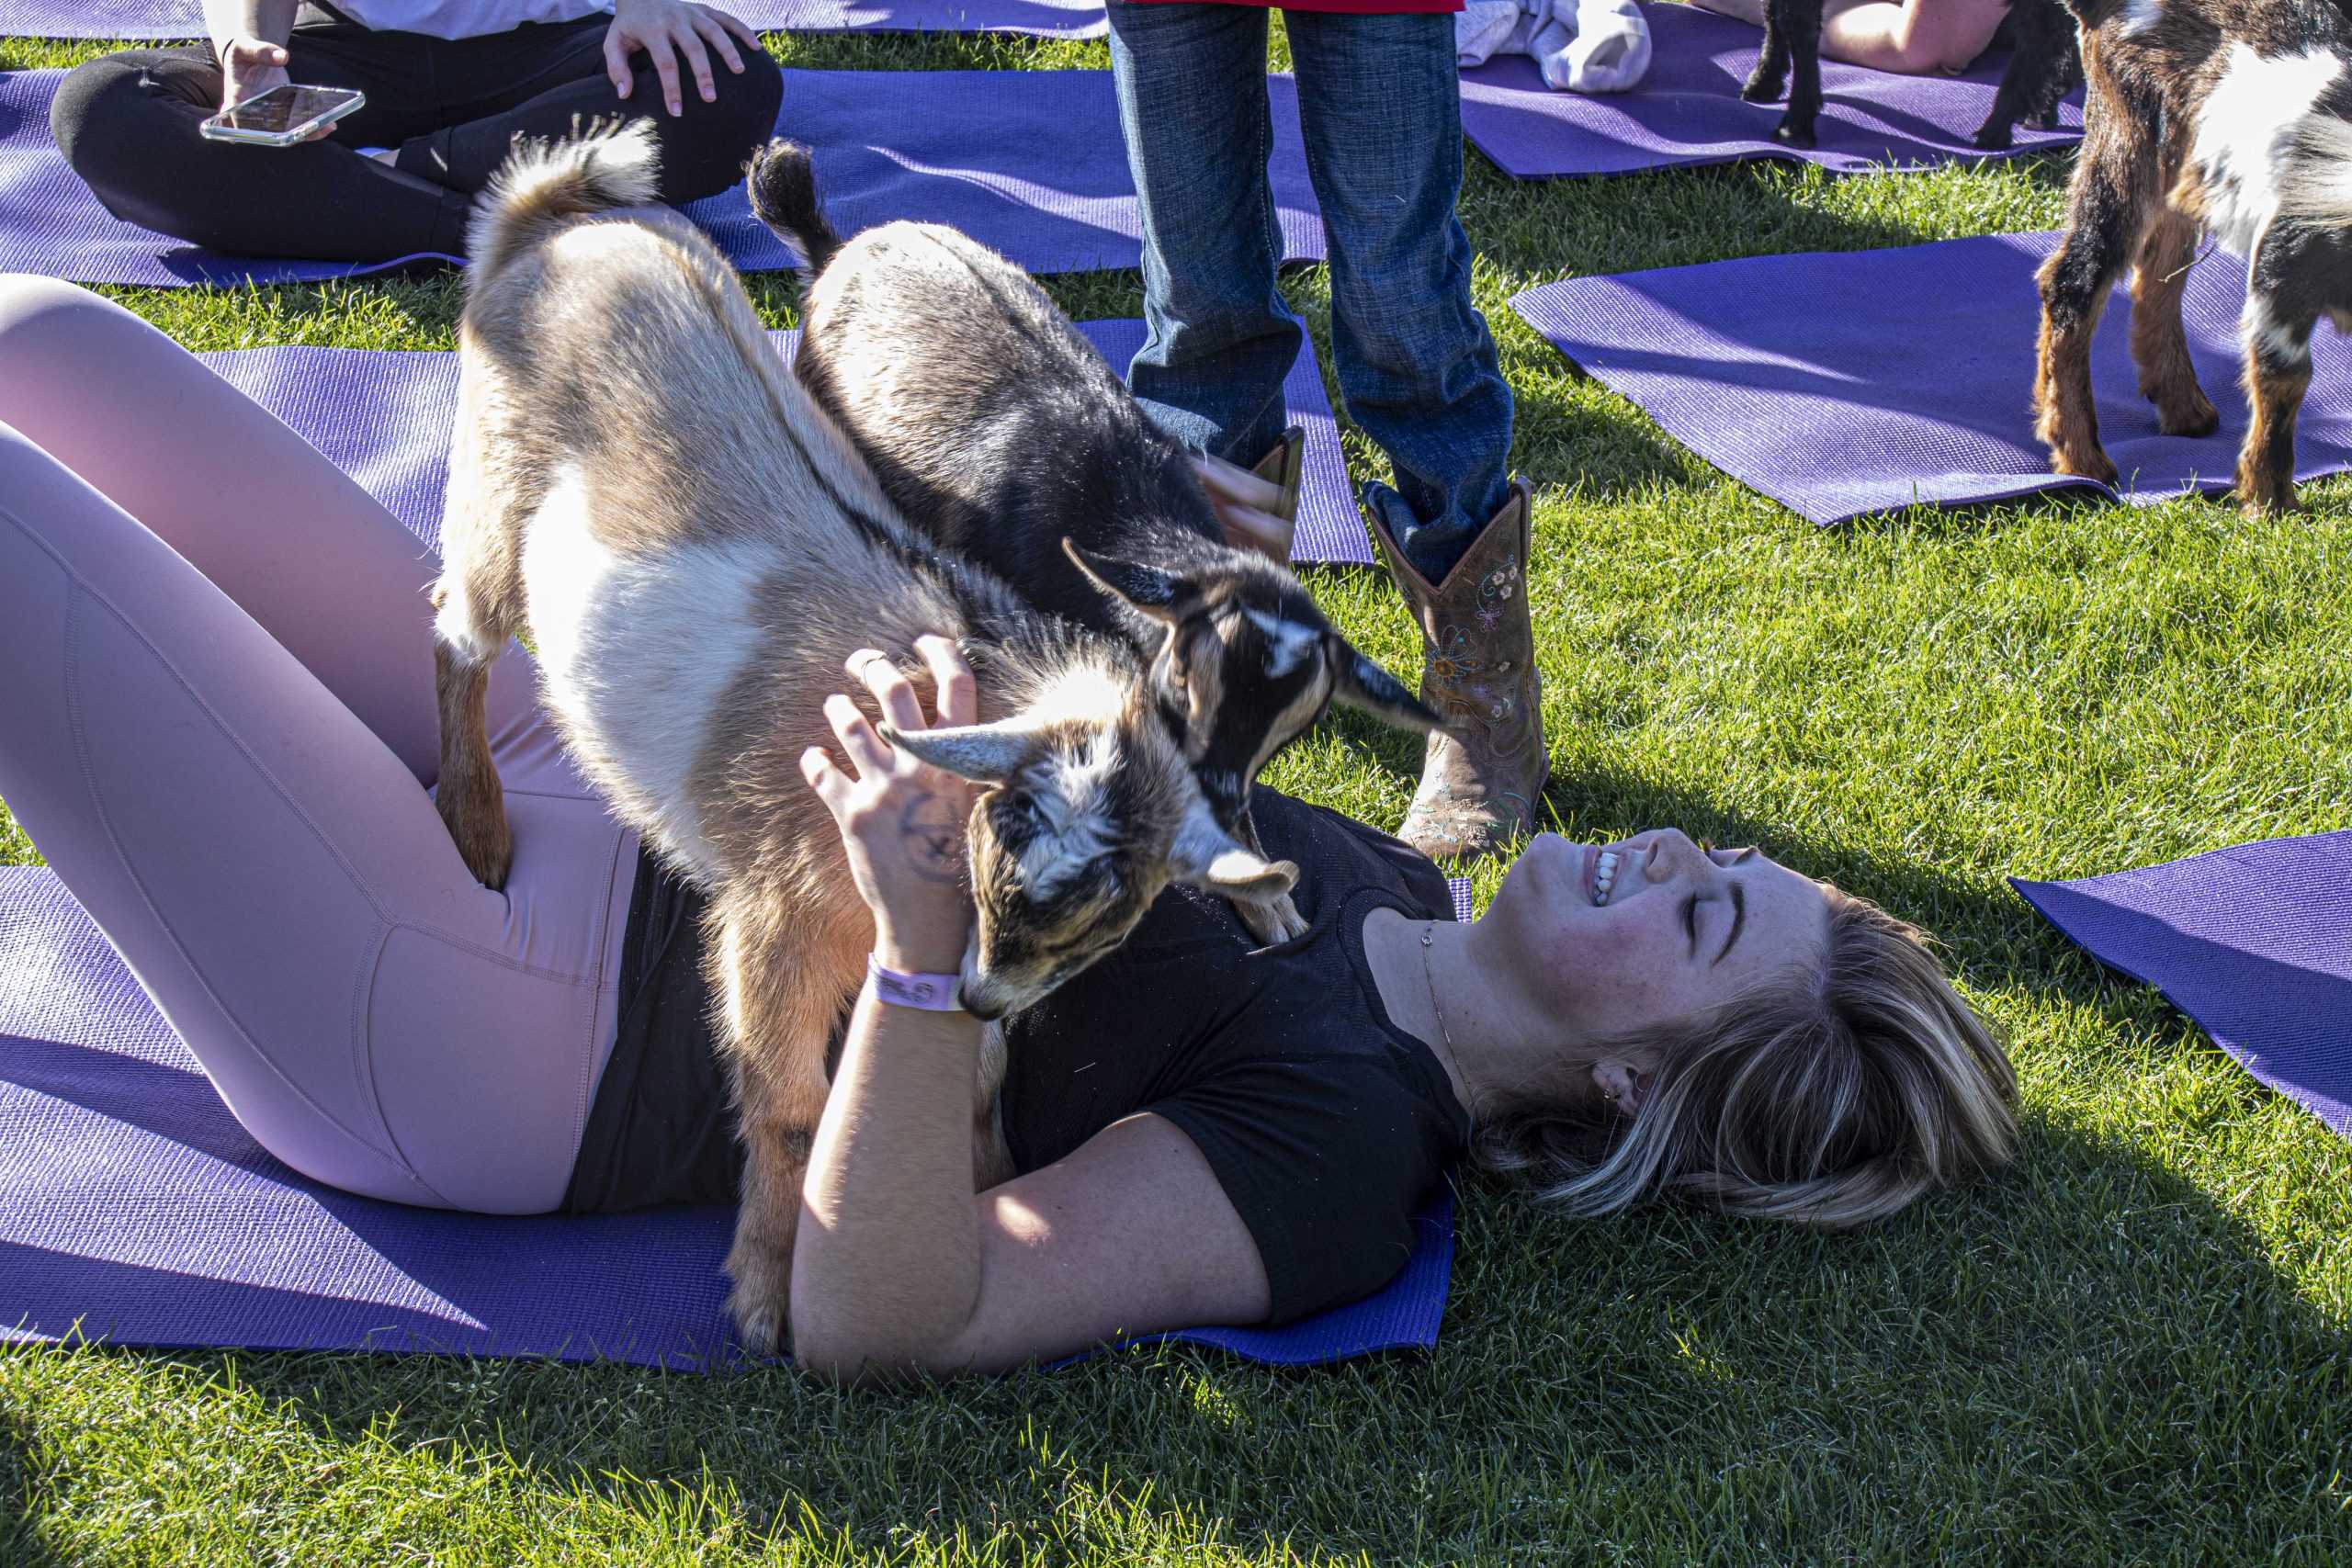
[1107, 1, 1515, 581]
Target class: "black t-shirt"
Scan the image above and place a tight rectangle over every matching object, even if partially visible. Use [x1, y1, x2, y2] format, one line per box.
[563, 790, 1470, 1325]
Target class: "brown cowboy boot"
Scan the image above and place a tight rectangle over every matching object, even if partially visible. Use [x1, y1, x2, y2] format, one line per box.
[1367, 479, 1548, 861]
[1248, 425, 1306, 526]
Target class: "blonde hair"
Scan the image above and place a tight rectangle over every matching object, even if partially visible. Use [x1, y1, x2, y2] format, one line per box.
[1475, 891, 2017, 1228]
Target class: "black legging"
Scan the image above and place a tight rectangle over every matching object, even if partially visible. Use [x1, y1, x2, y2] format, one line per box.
[50, 6, 784, 262]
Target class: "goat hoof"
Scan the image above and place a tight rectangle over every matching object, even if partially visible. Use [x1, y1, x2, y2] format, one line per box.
[1740, 72, 1784, 104]
[1972, 122, 2014, 152]
[2051, 448, 2120, 488]
[725, 1275, 791, 1359]
[2235, 477, 2304, 520]
[2032, 107, 2063, 130]
[439, 803, 513, 891]
[1238, 890, 1310, 947]
[1772, 118, 1817, 150]
[2155, 399, 2221, 439]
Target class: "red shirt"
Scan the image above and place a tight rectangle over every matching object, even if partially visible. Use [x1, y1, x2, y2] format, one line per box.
[1128, 0, 1461, 13]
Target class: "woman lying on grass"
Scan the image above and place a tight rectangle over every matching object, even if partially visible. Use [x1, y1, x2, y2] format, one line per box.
[0, 275, 2018, 1380]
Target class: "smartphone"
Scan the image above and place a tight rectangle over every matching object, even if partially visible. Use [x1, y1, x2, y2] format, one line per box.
[199, 84, 366, 147]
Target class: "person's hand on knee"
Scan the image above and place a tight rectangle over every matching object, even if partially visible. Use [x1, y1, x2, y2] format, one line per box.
[605, 0, 766, 118]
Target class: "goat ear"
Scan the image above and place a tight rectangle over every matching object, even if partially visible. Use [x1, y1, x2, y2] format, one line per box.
[1330, 643, 1442, 734]
[1062, 538, 1204, 624]
[879, 721, 1032, 784]
[1170, 799, 1299, 898]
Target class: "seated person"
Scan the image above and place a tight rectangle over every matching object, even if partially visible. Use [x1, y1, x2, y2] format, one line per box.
[0, 276, 2020, 1380]
[1689, 0, 2012, 75]
[50, 0, 781, 262]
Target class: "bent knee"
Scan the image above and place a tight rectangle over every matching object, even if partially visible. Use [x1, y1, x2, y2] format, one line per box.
[0, 276, 164, 400]
[51, 51, 201, 172]
[645, 48, 784, 201]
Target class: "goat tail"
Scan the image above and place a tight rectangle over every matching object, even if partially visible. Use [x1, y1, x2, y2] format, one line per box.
[744, 139, 843, 273]
[468, 118, 662, 282]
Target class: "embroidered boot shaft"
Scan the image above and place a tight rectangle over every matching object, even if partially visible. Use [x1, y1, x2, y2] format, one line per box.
[1369, 479, 1549, 861]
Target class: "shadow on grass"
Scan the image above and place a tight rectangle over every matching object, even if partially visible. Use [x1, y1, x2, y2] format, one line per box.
[85, 1099, 2344, 1560]
[0, 1411, 64, 1568]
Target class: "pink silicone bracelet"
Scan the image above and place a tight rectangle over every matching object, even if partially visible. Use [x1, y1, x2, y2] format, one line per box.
[865, 955, 966, 1012]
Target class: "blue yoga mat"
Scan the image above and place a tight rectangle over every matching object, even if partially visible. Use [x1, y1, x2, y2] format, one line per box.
[1510, 231, 2352, 525]
[0, 0, 1107, 39]
[1459, 3, 2080, 180]
[2015, 835, 2352, 1142]
[0, 869, 1474, 1366]
[192, 324, 1374, 565]
[0, 68, 1320, 285]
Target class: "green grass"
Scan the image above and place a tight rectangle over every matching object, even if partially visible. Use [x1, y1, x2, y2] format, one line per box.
[6, 23, 2352, 1567]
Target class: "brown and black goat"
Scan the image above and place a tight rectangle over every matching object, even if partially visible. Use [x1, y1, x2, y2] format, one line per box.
[2033, 0, 2352, 515]
[745, 141, 1440, 945]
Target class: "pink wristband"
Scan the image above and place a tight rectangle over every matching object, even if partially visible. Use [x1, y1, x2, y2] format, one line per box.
[865, 955, 966, 1012]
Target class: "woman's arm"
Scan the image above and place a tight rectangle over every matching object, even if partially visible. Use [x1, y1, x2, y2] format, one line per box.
[786, 640, 1269, 1378]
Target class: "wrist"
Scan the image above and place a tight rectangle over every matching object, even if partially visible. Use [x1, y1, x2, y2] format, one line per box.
[871, 926, 967, 977]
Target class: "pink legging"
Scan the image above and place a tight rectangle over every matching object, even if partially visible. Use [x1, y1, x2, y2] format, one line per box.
[0, 276, 637, 1213]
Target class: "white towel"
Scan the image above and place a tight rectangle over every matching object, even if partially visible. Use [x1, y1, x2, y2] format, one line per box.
[1455, 0, 1523, 68]
[1459, 0, 1652, 94]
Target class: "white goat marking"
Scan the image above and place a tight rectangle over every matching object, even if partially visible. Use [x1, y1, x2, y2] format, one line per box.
[523, 466, 770, 873]
[1018, 731, 1121, 900]
[2116, 0, 2164, 39]
[2194, 45, 2347, 254]
[1241, 607, 1320, 679]
[2242, 291, 2314, 367]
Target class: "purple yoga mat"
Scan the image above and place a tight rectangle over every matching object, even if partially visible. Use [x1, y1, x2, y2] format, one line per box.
[1460, 3, 2081, 179]
[1510, 231, 2352, 525]
[0, 0, 1106, 39]
[0, 68, 1316, 285]
[0, 866, 1471, 1365]
[194, 323, 1371, 565]
[716, 70, 1319, 276]
[2014, 835, 2352, 1142]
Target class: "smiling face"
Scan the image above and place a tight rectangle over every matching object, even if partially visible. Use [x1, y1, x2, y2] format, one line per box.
[1475, 829, 1835, 1113]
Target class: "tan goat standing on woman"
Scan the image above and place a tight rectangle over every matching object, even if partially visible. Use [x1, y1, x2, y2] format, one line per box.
[428, 123, 1296, 1354]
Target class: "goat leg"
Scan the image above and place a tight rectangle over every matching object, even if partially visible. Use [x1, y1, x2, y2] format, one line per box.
[429, 604, 514, 890]
[2235, 299, 2315, 519]
[2130, 209, 2220, 438]
[1770, 0, 1825, 148]
[1228, 801, 1309, 946]
[2034, 101, 2153, 489]
[711, 893, 868, 1358]
[1742, 0, 1795, 104]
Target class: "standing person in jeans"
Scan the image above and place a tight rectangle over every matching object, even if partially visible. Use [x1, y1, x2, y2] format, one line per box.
[1109, 0, 1544, 862]
[51, 0, 782, 264]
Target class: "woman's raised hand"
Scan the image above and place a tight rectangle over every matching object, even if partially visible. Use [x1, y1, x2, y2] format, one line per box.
[800, 635, 981, 975]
